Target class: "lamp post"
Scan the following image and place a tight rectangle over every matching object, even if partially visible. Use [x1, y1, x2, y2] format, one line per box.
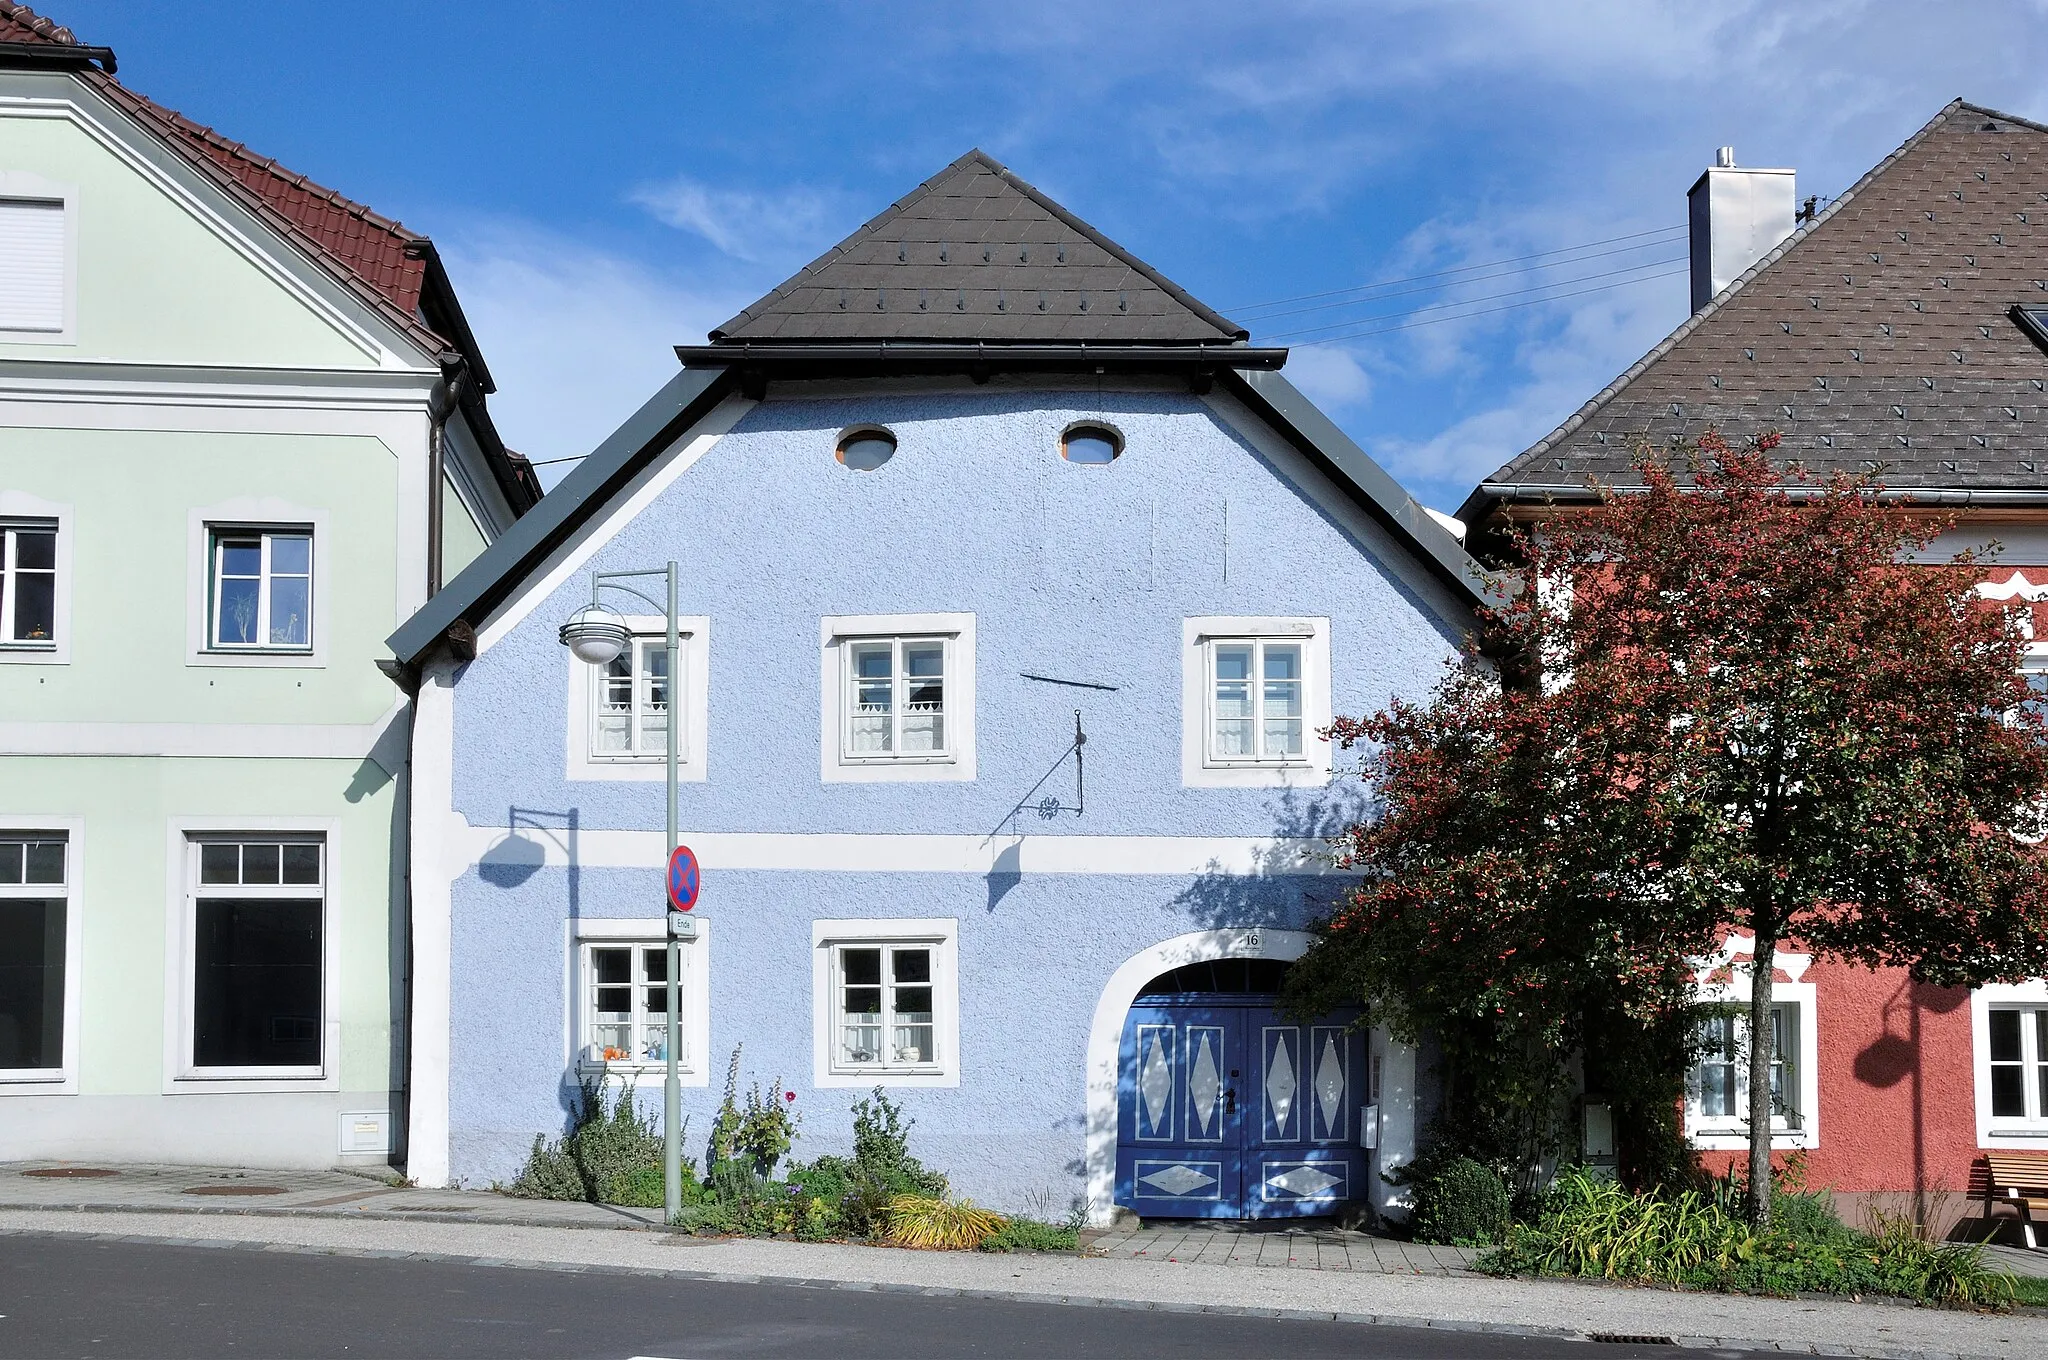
[559, 561, 683, 1221]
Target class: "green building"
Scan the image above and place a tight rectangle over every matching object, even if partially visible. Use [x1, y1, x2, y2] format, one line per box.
[0, 7, 538, 1168]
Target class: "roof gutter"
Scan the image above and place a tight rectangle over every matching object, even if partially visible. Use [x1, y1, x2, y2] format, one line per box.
[0, 40, 115, 73]
[674, 342, 1288, 377]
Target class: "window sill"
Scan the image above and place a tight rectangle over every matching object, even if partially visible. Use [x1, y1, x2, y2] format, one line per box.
[189, 648, 325, 670]
[821, 1065, 956, 1088]
[1987, 1127, 2048, 1138]
[1202, 758, 1313, 771]
[838, 755, 956, 766]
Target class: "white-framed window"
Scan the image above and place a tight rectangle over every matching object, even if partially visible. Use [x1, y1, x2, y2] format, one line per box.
[565, 616, 709, 783]
[1180, 617, 1332, 787]
[0, 193, 68, 336]
[207, 527, 313, 652]
[1987, 1006, 2048, 1123]
[1691, 1004, 1801, 1127]
[1975, 983, 2048, 1144]
[595, 637, 675, 759]
[180, 835, 326, 1078]
[0, 518, 57, 649]
[0, 827, 79, 1089]
[812, 918, 959, 1087]
[846, 636, 948, 759]
[1684, 969, 1818, 1149]
[820, 614, 976, 783]
[1208, 637, 1306, 763]
[569, 918, 709, 1085]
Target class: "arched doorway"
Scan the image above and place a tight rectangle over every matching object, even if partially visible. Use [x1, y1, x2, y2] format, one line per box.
[1084, 929, 1366, 1223]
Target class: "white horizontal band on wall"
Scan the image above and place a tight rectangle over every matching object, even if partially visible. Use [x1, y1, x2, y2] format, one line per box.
[459, 823, 1346, 877]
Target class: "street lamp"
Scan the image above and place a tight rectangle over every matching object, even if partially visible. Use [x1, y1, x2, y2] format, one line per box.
[558, 562, 684, 1222]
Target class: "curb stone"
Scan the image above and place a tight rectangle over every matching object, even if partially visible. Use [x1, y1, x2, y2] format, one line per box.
[0, 1224, 2005, 1360]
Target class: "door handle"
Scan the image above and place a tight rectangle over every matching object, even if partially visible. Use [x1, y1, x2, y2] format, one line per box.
[1224, 1088, 1237, 1116]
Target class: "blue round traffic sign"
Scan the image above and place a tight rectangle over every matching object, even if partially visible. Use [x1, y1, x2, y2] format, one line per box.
[667, 845, 700, 912]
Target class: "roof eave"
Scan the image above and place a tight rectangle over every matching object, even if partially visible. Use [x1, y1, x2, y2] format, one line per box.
[674, 342, 1288, 376]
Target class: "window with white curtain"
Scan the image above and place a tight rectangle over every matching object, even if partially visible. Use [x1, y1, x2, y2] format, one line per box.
[592, 635, 676, 759]
[843, 636, 948, 760]
[1690, 1004, 1801, 1129]
[1207, 637, 1305, 763]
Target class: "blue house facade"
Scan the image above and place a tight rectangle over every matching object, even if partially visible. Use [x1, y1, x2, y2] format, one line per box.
[389, 152, 1487, 1223]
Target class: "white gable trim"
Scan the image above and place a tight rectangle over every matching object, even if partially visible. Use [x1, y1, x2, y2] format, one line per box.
[0, 87, 418, 370]
[472, 394, 755, 656]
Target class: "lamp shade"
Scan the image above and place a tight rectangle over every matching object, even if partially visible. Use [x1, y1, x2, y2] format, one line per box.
[557, 604, 631, 665]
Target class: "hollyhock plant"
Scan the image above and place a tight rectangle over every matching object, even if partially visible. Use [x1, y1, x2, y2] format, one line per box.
[1290, 432, 2048, 1226]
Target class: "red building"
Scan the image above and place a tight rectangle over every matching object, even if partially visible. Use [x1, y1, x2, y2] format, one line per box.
[1459, 100, 2048, 1233]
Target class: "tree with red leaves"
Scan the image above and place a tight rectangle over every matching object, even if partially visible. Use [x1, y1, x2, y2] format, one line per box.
[1293, 433, 2048, 1226]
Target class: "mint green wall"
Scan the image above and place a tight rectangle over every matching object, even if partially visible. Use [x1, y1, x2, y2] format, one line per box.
[0, 754, 401, 1096]
[0, 106, 377, 369]
[0, 426, 399, 726]
[442, 473, 488, 579]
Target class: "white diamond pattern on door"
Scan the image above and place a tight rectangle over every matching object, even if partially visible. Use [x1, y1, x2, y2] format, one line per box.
[1311, 1025, 1348, 1142]
[1136, 1161, 1222, 1198]
[1263, 1027, 1300, 1141]
[1187, 1026, 1224, 1142]
[1136, 1025, 1174, 1141]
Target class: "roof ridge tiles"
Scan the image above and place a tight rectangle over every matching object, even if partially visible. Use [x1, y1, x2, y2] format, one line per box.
[0, 1, 76, 44]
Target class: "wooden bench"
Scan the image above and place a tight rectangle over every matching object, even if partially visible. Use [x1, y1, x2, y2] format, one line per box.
[1983, 1152, 2048, 1249]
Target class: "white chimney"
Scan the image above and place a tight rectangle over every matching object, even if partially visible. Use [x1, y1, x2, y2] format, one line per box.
[1687, 147, 1795, 313]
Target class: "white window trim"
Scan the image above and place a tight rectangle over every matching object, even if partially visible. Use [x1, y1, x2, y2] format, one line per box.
[819, 613, 975, 783]
[185, 501, 331, 668]
[0, 815, 84, 1095]
[811, 917, 959, 1088]
[565, 917, 711, 1087]
[0, 172, 78, 345]
[161, 817, 340, 1093]
[0, 491, 72, 665]
[1180, 617, 1332, 788]
[565, 615, 710, 783]
[1973, 981, 2048, 1147]
[1685, 975, 1819, 1151]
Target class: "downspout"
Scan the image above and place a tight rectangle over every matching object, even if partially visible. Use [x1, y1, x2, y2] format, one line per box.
[427, 355, 467, 599]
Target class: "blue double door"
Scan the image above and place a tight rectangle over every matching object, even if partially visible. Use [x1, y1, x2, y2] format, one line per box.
[1116, 998, 1366, 1219]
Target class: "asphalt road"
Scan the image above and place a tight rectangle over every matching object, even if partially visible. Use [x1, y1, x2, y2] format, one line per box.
[0, 1233, 1795, 1360]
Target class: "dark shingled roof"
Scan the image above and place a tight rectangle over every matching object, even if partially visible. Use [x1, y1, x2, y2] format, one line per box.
[1463, 99, 2048, 522]
[710, 150, 1248, 346]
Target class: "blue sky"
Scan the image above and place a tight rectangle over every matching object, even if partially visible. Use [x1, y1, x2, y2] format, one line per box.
[68, 1, 2048, 512]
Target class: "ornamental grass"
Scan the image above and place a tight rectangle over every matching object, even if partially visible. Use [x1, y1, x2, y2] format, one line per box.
[884, 1194, 1007, 1250]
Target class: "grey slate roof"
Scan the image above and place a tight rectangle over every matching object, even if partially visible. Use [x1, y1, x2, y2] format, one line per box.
[709, 150, 1248, 346]
[1463, 100, 2048, 522]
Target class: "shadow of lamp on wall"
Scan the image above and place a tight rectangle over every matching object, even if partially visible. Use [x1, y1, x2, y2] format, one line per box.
[478, 830, 546, 888]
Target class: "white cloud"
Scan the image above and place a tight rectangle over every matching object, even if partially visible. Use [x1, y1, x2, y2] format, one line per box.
[630, 176, 852, 264]
[1282, 344, 1373, 410]
[437, 222, 758, 488]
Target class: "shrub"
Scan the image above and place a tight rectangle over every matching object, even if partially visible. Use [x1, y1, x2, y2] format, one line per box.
[1482, 1167, 2020, 1308]
[886, 1195, 1006, 1250]
[1411, 1156, 1511, 1245]
[850, 1088, 948, 1196]
[707, 1047, 800, 1179]
[507, 1076, 690, 1205]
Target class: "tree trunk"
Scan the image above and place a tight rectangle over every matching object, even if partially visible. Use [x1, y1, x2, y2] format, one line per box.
[1746, 928, 1777, 1229]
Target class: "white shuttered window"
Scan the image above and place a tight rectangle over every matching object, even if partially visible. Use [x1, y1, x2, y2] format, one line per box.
[0, 200, 65, 334]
